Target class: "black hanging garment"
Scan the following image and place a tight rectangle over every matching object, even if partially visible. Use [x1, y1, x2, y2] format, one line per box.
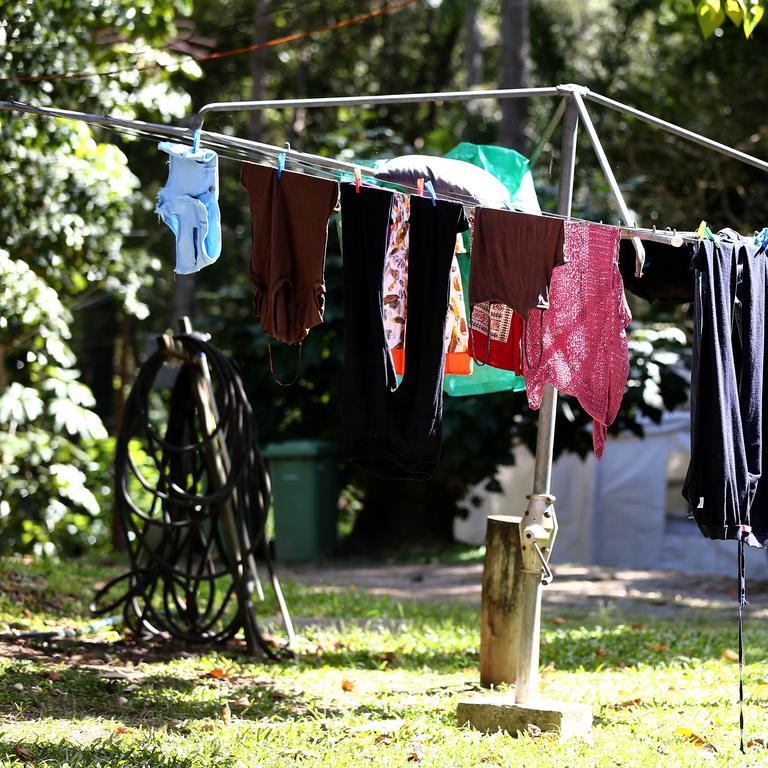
[683, 229, 768, 752]
[618, 239, 696, 304]
[683, 230, 768, 545]
[340, 184, 468, 479]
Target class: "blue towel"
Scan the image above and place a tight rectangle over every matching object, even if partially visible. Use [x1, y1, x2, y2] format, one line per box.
[157, 142, 222, 274]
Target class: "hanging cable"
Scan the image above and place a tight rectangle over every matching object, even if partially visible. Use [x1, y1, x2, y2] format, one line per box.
[0, 0, 421, 83]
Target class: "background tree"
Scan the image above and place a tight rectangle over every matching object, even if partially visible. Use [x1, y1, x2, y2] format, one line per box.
[0, 0, 197, 553]
[3, 0, 766, 553]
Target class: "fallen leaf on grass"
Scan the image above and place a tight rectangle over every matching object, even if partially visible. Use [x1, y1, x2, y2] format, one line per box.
[44, 670, 62, 682]
[746, 737, 768, 748]
[648, 643, 669, 652]
[232, 695, 250, 708]
[526, 724, 542, 739]
[552, 616, 566, 625]
[613, 698, 643, 710]
[378, 651, 400, 665]
[14, 747, 33, 762]
[204, 667, 230, 680]
[596, 648, 608, 657]
[407, 741, 425, 762]
[675, 726, 718, 753]
[277, 749, 319, 761]
[721, 649, 739, 663]
[115, 725, 130, 734]
[341, 679, 355, 692]
[630, 623, 644, 630]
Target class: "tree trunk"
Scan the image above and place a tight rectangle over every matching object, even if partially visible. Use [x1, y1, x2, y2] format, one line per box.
[499, 0, 529, 151]
[249, 0, 270, 141]
[465, 3, 483, 88]
[169, 273, 196, 332]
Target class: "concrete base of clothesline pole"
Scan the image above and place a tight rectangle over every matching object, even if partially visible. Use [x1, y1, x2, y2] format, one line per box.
[456, 696, 592, 740]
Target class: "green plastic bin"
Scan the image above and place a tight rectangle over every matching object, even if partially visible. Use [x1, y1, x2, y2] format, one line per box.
[263, 440, 339, 562]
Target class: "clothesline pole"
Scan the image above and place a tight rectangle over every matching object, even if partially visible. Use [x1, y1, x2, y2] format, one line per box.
[458, 94, 591, 736]
[514, 94, 579, 706]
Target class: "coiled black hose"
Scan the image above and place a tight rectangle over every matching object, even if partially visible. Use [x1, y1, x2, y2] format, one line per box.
[92, 332, 293, 658]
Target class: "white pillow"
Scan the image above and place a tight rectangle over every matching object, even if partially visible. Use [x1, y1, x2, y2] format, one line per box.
[373, 154, 511, 208]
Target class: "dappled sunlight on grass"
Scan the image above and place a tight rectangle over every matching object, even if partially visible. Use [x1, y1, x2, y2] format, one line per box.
[1, 556, 768, 766]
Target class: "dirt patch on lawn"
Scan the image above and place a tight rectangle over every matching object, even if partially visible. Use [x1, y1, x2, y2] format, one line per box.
[283, 561, 768, 619]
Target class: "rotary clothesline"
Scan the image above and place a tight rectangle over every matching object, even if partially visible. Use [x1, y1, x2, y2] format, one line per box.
[4, 83, 768, 745]
[4, 86, 746, 251]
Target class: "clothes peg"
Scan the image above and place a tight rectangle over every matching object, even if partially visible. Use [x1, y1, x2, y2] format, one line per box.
[354, 166, 362, 193]
[416, 178, 424, 197]
[755, 227, 768, 252]
[424, 179, 437, 206]
[455, 232, 466, 254]
[277, 152, 286, 178]
[192, 129, 201, 153]
[695, 220, 708, 239]
[704, 224, 721, 248]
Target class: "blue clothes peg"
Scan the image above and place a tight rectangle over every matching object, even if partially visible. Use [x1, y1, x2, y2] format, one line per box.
[277, 152, 286, 178]
[754, 227, 768, 252]
[192, 129, 201, 153]
[424, 179, 437, 206]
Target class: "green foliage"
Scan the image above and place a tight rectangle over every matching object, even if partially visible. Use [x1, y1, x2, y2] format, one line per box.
[0, 0, 194, 555]
[0, 251, 110, 554]
[696, 0, 764, 38]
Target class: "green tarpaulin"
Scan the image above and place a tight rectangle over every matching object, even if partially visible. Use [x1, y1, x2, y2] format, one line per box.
[443, 142, 540, 397]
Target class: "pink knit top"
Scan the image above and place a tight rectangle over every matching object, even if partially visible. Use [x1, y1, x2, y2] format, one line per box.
[523, 220, 631, 460]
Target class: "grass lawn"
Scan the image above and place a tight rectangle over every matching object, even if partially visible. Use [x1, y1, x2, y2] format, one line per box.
[0, 554, 766, 766]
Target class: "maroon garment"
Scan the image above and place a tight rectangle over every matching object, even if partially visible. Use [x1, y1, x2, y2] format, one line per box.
[468, 209, 566, 319]
[241, 163, 339, 345]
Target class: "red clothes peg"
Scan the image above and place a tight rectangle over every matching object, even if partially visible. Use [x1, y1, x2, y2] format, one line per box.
[416, 177, 424, 196]
[354, 166, 362, 193]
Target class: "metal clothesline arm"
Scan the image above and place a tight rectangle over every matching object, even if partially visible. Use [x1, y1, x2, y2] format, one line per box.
[585, 90, 768, 175]
[193, 83, 768, 179]
[191, 86, 562, 130]
[571, 90, 646, 274]
[529, 98, 566, 167]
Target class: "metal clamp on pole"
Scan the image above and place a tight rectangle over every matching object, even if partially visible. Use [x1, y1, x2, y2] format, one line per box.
[520, 493, 558, 586]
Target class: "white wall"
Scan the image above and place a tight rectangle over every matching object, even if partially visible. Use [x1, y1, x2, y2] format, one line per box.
[455, 413, 768, 579]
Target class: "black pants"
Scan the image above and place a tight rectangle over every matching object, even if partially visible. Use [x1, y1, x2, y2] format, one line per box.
[341, 184, 467, 479]
[683, 230, 768, 546]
